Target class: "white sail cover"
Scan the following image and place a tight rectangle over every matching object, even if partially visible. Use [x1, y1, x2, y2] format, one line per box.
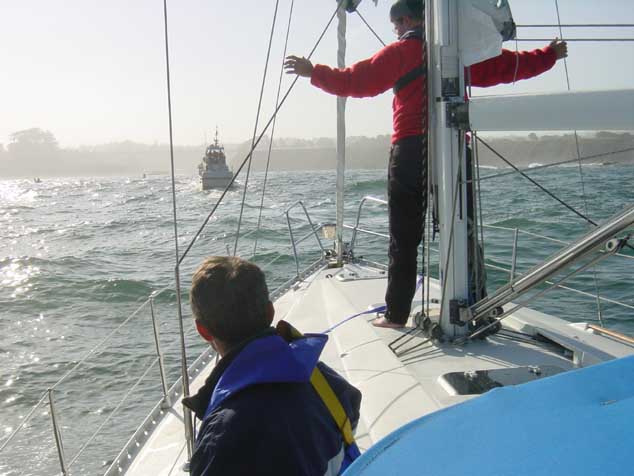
[459, 0, 515, 66]
[469, 89, 634, 131]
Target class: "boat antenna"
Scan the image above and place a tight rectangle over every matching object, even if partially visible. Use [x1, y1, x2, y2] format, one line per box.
[161, 0, 195, 461]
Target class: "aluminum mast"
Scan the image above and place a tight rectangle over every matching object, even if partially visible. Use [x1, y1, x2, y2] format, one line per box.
[431, 0, 470, 337]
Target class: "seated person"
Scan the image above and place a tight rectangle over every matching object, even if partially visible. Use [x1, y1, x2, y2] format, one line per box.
[184, 256, 362, 476]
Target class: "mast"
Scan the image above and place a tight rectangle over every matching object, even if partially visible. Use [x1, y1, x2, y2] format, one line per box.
[335, 4, 347, 265]
[431, 0, 470, 338]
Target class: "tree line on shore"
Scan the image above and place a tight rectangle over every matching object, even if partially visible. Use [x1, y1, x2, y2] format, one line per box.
[1, 128, 633, 178]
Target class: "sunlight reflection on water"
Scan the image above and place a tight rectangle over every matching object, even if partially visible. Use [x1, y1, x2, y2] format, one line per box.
[0, 259, 40, 296]
[0, 181, 38, 204]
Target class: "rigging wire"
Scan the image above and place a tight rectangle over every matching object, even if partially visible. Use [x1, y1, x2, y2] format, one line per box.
[517, 23, 634, 28]
[473, 131, 488, 302]
[424, 0, 433, 322]
[437, 150, 466, 329]
[68, 355, 160, 468]
[555, 1, 571, 91]
[476, 147, 634, 182]
[0, 392, 49, 453]
[514, 38, 634, 42]
[463, 246, 618, 342]
[466, 66, 489, 304]
[476, 136, 598, 226]
[233, 0, 281, 257]
[252, 0, 296, 257]
[555, 0, 604, 326]
[355, 9, 386, 46]
[465, 71, 481, 303]
[161, 0, 194, 460]
[178, 1, 346, 266]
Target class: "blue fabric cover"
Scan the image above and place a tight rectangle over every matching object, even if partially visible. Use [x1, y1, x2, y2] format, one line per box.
[344, 355, 634, 476]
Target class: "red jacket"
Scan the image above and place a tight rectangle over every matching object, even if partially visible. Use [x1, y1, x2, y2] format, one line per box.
[310, 38, 557, 143]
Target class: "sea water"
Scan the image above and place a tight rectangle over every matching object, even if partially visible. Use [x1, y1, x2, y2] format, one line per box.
[1, 165, 633, 475]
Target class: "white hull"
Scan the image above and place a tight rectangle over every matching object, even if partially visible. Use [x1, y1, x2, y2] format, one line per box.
[200, 172, 233, 190]
[112, 262, 634, 475]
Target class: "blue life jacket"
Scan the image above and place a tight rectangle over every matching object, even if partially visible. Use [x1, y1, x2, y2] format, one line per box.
[203, 331, 360, 474]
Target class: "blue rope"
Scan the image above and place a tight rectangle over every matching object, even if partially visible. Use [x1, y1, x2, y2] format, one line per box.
[323, 305, 387, 334]
[323, 275, 424, 334]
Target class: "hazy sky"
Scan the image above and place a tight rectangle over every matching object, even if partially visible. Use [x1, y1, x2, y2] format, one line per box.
[2, 0, 633, 147]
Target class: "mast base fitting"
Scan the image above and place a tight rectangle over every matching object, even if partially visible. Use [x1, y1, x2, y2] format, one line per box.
[419, 314, 445, 342]
[324, 249, 340, 268]
[343, 0, 362, 13]
[469, 317, 502, 339]
[446, 102, 470, 129]
[324, 242, 354, 268]
[441, 77, 460, 98]
[449, 299, 472, 326]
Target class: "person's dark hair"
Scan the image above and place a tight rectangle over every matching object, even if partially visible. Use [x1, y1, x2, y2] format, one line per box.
[190, 256, 270, 346]
[390, 0, 423, 22]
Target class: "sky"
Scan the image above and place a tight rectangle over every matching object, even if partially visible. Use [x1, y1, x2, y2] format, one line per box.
[1, 0, 633, 148]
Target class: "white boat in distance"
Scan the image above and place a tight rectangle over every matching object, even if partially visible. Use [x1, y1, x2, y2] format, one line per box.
[197, 128, 233, 190]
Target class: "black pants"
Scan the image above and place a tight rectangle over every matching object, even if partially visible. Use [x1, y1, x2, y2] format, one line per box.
[385, 135, 426, 324]
[384, 139, 485, 325]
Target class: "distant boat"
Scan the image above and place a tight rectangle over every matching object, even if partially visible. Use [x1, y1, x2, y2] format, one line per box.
[198, 127, 233, 190]
[142, 170, 169, 177]
[33, 177, 42, 183]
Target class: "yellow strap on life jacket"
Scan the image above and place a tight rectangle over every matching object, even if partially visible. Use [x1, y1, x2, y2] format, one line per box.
[277, 320, 356, 446]
[310, 366, 356, 446]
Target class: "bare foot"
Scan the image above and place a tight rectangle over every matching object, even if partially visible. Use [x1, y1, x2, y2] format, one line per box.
[372, 317, 406, 329]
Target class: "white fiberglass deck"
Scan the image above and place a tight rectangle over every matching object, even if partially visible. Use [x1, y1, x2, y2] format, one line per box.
[121, 262, 634, 475]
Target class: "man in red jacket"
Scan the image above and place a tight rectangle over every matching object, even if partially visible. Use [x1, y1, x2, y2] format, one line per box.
[285, 0, 567, 329]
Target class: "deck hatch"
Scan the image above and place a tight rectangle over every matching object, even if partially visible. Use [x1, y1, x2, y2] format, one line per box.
[441, 365, 565, 395]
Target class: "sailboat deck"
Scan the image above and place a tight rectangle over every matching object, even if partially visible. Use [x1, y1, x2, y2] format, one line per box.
[275, 263, 576, 451]
[120, 262, 634, 475]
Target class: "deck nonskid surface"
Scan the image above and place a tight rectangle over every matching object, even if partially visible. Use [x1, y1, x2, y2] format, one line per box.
[276, 264, 581, 448]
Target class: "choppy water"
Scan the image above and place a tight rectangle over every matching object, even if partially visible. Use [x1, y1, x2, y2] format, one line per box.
[1, 165, 633, 475]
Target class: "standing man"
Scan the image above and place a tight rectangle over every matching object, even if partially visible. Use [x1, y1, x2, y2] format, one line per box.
[184, 256, 362, 475]
[285, 0, 567, 329]
[286, 0, 427, 329]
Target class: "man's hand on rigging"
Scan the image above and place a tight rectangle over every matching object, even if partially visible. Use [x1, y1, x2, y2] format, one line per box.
[550, 38, 568, 60]
[284, 55, 314, 77]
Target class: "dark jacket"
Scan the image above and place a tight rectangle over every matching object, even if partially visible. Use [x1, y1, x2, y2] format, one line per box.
[183, 328, 362, 476]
